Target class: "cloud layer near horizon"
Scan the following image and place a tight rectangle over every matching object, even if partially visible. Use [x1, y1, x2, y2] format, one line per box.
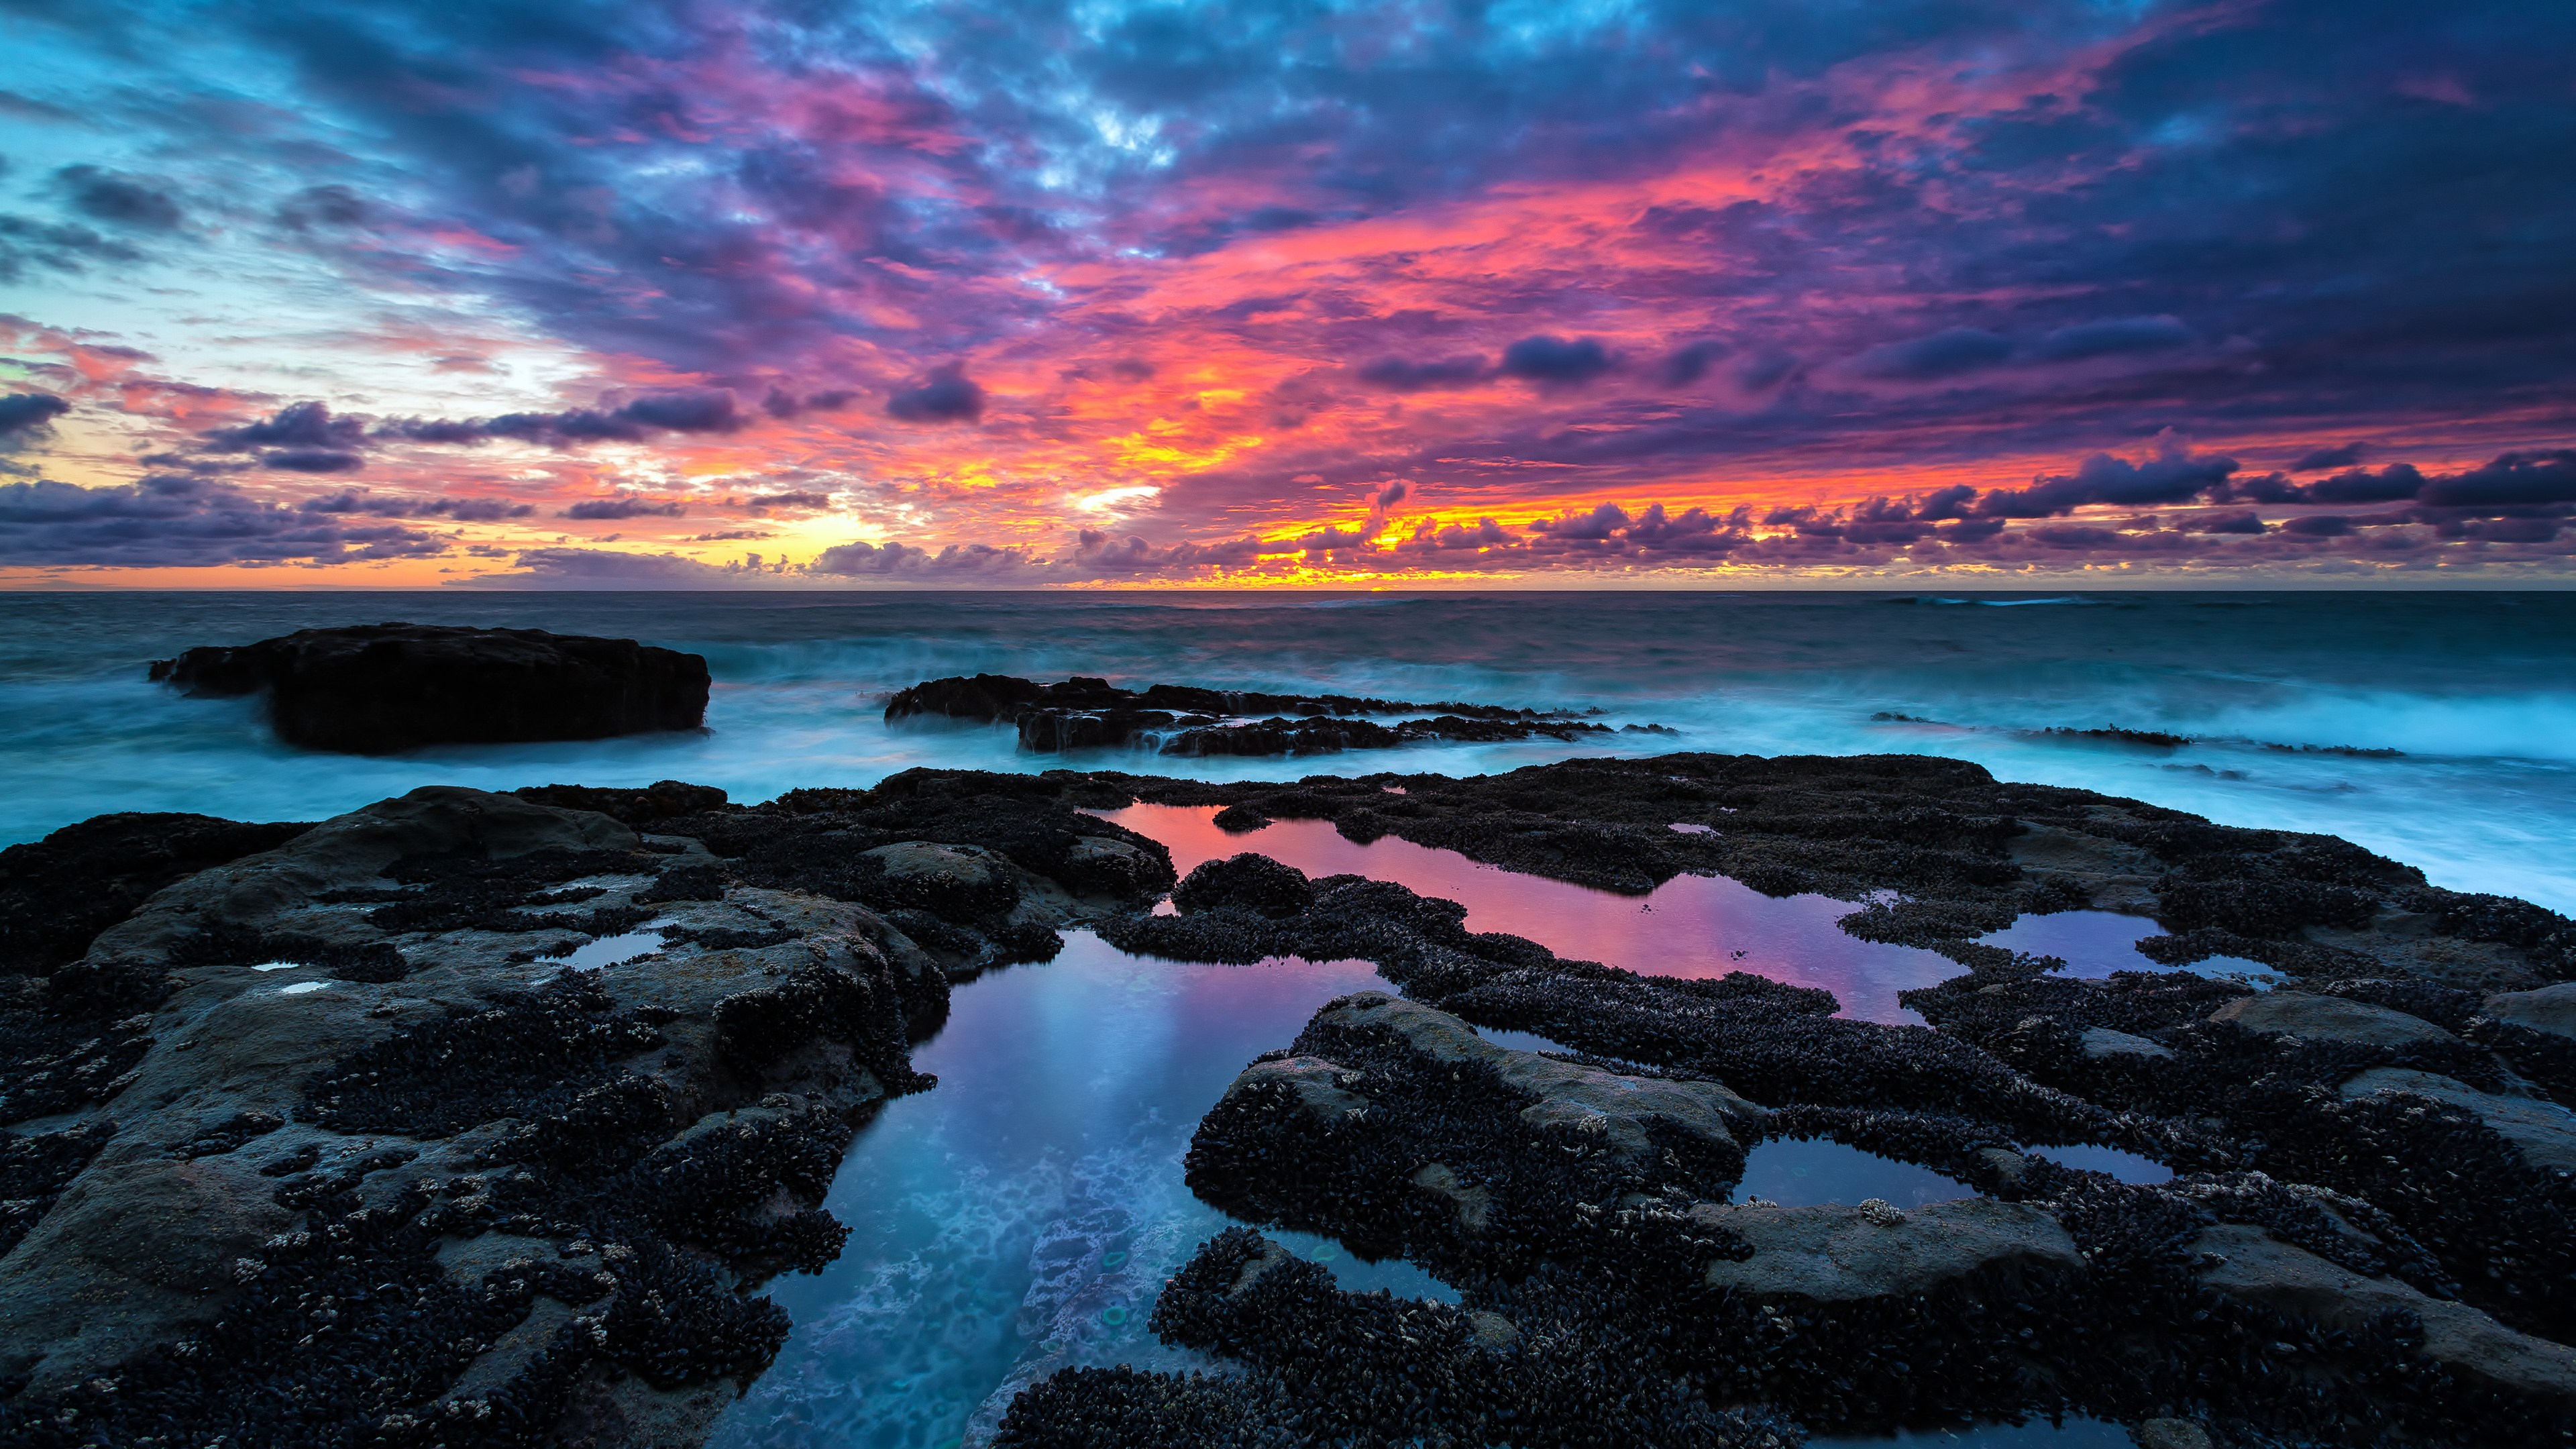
[1, 0, 2572, 584]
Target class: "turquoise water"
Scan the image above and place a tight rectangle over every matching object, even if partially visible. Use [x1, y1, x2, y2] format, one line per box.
[712, 932, 1452, 1449]
[2, 590, 2573, 910]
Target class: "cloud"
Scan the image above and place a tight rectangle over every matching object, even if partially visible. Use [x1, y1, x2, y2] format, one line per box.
[741, 490, 834, 511]
[300, 489, 532, 521]
[277, 184, 368, 231]
[2033, 316, 2194, 362]
[1851, 327, 2011, 380]
[2415, 449, 2576, 508]
[1974, 431, 2238, 517]
[1071, 529, 1263, 574]
[262, 447, 364, 474]
[885, 363, 985, 423]
[2292, 442, 2369, 472]
[811, 539, 1036, 577]
[51, 165, 182, 231]
[0, 474, 445, 567]
[203, 401, 366, 453]
[1357, 354, 1489, 393]
[1529, 503, 1630, 540]
[451, 547, 744, 589]
[0, 391, 70, 443]
[0, 215, 140, 279]
[2305, 464, 2424, 504]
[562, 496, 687, 519]
[1498, 335, 1614, 388]
[379, 388, 746, 447]
[1658, 339, 1731, 386]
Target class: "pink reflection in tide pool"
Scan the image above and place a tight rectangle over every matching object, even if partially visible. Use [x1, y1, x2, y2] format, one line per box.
[1095, 804, 1964, 1026]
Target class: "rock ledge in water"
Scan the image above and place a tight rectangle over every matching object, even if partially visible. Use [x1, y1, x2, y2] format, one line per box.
[884, 671, 1622, 757]
[150, 622, 710, 753]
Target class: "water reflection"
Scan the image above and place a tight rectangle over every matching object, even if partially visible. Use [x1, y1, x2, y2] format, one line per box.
[2027, 1143, 2171, 1185]
[1733, 1137, 1976, 1210]
[711, 932, 1450, 1449]
[1098, 804, 1962, 1025]
[1808, 1418, 2133, 1448]
[1979, 910, 2279, 987]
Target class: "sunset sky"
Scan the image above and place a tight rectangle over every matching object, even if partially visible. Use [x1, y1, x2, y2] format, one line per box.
[1, 0, 2571, 586]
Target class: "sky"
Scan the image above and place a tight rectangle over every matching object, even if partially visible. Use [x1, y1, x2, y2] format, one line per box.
[1, 0, 2572, 588]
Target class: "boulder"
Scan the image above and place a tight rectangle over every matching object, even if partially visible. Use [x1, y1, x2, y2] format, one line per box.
[2190, 1222, 2576, 1403]
[2080, 1026, 2176, 1061]
[1695, 1197, 2082, 1301]
[2206, 991, 2457, 1049]
[2340, 1067, 2576, 1172]
[1308, 991, 1767, 1159]
[2485, 981, 2576, 1041]
[150, 623, 708, 753]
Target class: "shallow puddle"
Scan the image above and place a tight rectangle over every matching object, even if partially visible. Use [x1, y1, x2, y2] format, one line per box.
[1476, 1024, 1579, 1055]
[1808, 1417, 2133, 1448]
[1098, 804, 1963, 1024]
[1978, 910, 2278, 987]
[710, 931, 1454, 1449]
[1732, 1136, 1976, 1210]
[552, 926, 670, 971]
[2027, 1143, 2172, 1185]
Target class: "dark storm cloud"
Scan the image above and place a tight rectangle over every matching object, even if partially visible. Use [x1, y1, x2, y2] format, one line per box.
[0, 473, 444, 566]
[0, 391, 70, 442]
[50, 165, 183, 231]
[1498, 335, 1614, 388]
[884, 364, 985, 423]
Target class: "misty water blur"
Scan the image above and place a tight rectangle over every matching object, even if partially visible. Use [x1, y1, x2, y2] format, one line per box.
[4, 590, 2572, 910]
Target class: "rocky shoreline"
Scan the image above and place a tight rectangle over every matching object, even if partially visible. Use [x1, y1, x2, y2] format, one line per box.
[2, 753, 2573, 1446]
[885, 672, 1663, 757]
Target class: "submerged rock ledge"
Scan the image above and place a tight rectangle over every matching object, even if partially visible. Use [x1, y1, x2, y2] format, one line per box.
[0, 752, 2571, 1447]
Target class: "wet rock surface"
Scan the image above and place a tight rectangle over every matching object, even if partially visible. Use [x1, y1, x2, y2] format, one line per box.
[0, 775, 1171, 1446]
[10, 752, 2576, 1446]
[884, 672, 1617, 757]
[150, 623, 711, 753]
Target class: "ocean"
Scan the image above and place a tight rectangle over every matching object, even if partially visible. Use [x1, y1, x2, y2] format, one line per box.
[5, 588, 2571, 910]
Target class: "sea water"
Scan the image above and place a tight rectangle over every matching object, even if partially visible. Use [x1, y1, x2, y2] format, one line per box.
[710, 932, 1447, 1449]
[5, 590, 2572, 911]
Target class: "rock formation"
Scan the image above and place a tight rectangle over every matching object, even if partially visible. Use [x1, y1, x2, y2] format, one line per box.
[151, 623, 710, 753]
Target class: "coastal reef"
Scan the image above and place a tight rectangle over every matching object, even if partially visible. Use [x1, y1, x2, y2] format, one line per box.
[5, 751, 2576, 1446]
[150, 624, 710, 753]
[993, 753, 2576, 1448]
[0, 777, 1172, 1446]
[885, 672, 1643, 757]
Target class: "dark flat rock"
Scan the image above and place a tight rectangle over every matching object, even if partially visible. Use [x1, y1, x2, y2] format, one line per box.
[883, 672, 1609, 757]
[151, 623, 709, 753]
